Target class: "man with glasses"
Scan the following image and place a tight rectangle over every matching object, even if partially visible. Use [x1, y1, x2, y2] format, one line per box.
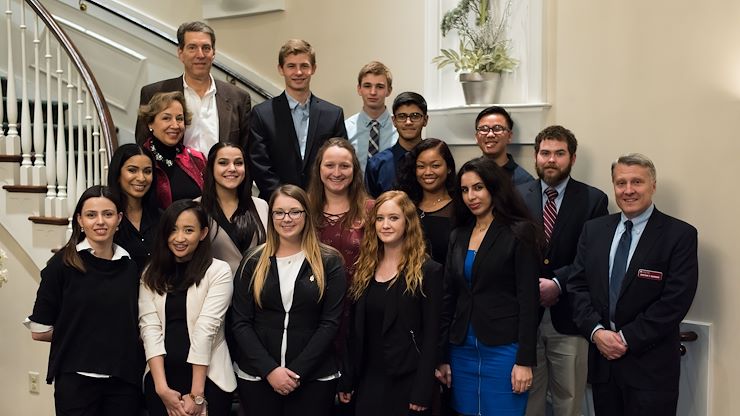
[249, 39, 347, 200]
[364, 92, 428, 198]
[474, 106, 534, 186]
[135, 21, 252, 154]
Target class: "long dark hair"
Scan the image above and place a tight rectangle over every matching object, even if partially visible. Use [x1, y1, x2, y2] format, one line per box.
[107, 143, 159, 214]
[455, 157, 542, 248]
[396, 138, 458, 205]
[142, 200, 213, 295]
[201, 142, 265, 249]
[62, 185, 123, 272]
[306, 138, 368, 229]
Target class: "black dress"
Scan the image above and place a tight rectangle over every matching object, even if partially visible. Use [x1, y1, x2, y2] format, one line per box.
[418, 201, 455, 266]
[354, 279, 417, 416]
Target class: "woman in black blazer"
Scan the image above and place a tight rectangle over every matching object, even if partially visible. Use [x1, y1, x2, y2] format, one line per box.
[231, 184, 346, 416]
[436, 157, 541, 416]
[338, 190, 443, 416]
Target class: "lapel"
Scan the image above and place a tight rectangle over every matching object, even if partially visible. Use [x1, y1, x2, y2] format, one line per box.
[471, 220, 504, 288]
[522, 180, 544, 221]
[619, 209, 664, 298]
[273, 93, 302, 159]
[550, 180, 583, 245]
[597, 215, 621, 301]
[214, 81, 232, 140]
[304, 95, 322, 168]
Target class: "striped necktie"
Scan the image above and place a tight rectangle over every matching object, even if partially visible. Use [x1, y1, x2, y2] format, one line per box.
[543, 187, 558, 243]
[368, 119, 380, 157]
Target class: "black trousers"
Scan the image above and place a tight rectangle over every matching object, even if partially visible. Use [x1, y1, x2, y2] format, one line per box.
[54, 372, 140, 416]
[237, 377, 338, 416]
[592, 365, 679, 416]
[143, 372, 233, 416]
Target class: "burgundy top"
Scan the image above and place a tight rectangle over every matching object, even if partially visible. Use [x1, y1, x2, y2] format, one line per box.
[143, 137, 206, 209]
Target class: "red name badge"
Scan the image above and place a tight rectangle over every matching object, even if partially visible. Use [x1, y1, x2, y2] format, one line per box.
[637, 269, 663, 281]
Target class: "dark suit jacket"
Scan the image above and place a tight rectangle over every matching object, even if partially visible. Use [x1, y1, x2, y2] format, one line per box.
[248, 92, 347, 199]
[566, 208, 698, 391]
[517, 178, 608, 334]
[340, 259, 443, 407]
[230, 247, 346, 381]
[439, 220, 540, 366]
[135, 76, 252, 150]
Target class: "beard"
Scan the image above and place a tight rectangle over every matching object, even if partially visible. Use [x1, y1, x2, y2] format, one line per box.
[536, 162, 573, 186]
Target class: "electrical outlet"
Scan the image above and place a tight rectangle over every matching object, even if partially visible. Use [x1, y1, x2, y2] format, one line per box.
[28, 371, 40, 394]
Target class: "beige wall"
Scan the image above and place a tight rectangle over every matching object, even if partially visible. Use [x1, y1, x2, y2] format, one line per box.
[4, 0, 737, 413]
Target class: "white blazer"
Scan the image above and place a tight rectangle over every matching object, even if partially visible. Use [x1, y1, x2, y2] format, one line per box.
[139, 258, 237, 392]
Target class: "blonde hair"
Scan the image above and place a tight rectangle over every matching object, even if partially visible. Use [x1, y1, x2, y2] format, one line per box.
[249, 185, 332, 307]
[349, 190, 427, 301]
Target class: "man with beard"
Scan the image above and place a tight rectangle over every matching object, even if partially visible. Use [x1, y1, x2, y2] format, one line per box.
[516, 125, 608, 416]
[364, 92, 428, 198]
[474, 106, 534, 186]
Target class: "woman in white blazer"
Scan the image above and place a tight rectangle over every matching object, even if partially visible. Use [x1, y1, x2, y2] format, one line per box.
[139, 199, 236, 416]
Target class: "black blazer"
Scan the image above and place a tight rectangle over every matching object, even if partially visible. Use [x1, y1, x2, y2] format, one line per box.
[567, 208, 698, 390]
[248, 92, 347, 199]
[440, 219, 540, 366]
[517, 178, 608, 334]
[135, 76, 252, 150]
[340, 259, 443, 407]
[230, 247, 346, 381]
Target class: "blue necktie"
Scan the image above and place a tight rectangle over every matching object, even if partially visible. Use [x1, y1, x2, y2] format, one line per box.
[609, 220, 633, 322]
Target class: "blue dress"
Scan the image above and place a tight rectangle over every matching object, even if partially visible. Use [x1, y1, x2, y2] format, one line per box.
[448, 250, 528, 415]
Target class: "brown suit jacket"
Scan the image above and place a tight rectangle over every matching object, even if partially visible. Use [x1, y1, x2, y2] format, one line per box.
[135, 76, 251, 151]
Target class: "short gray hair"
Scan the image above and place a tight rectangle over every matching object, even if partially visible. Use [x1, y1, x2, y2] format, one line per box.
[177, 21, 216, 49]
[611, 153, 656, 182]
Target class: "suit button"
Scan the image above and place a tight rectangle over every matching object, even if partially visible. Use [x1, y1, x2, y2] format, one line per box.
[544, 259, 550, 265]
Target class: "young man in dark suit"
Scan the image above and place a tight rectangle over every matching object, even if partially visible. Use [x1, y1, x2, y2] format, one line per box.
[248, 39, 347, 200]
[567, 153, 698, 416]
[135, 21, 252, 153]
[517, 126, 608, 416]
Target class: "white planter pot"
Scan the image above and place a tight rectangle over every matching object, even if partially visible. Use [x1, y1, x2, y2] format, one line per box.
[459, 72, 502, 105]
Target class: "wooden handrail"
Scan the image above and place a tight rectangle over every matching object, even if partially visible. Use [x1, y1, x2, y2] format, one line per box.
[24, 0, 118, 156]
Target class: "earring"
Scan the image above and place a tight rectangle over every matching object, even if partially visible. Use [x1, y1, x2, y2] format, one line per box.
[80, 227, 85, 233]
[149, 128, 153, 132]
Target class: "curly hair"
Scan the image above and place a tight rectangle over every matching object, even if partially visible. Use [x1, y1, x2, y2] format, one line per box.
[395, 138, 457, 205]
[349, 191, 427, 301]
[307, 138, 368, 230]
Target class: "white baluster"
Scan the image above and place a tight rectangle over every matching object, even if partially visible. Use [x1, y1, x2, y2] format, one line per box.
[93, 114, 101, 185]
[85, 89, 93, 187]
[66, 60, 77, 223]
[44, 29, 56, 217]
[4, 0, 20, 154]
[55, 47, 67, 218]
[32, 14, 46, 186]
[95, 118, 107, 186]
[75, 74, 86, 198]
[19, 2, 33, 184]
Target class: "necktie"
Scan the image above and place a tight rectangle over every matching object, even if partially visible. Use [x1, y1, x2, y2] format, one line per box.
[543, 187, 558, 243]
[609, 220, 633, 322]
[368, 120, 380, 158]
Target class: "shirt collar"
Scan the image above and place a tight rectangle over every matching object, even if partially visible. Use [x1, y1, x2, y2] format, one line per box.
[502, 153, 518, 172]
[76, 239, 130, 260]
[286, 91, 312, 111]
[359, 108, 392, 126]
[182, 74, 217, 95]
[540, 176, 570, 197]
[620, 203, 655, 227]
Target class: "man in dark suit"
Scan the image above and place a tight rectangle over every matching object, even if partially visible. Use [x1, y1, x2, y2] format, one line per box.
[135, 21, 251, 153]
[517, 126, 608, 416]
[567, 153, 698, 416]
[248, 39, 347, 200]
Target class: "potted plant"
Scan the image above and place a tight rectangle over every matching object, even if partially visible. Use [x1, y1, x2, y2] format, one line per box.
[432, 0, 518, 105]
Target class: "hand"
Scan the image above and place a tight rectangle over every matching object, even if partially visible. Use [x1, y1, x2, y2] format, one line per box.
[181, 394, 204, 416]
[266, 367, 300, 395]
[338, 392, 352, 404]
[409, 403, 428, 412]
[593, 329, 628, 360]
[155, 386, 188, 416]
[435, 363, 452, 388]
[511, 364, 533, 394]
[539, 278, 560, 307]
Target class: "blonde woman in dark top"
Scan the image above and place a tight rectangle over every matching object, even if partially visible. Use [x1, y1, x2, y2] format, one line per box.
[231, 185, 346, 416]
[26, 185, 141, 415]
[339, 190, 443, 416]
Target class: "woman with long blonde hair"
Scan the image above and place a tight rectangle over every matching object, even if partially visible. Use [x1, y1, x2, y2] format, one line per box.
[338, 190, 443, 416]
[231, 184, 346, 416]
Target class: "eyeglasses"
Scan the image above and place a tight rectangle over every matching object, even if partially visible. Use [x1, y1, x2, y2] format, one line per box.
[394, 112, 424, 122]
[476, 125, 510, 135]
[272, 210, 305, 220]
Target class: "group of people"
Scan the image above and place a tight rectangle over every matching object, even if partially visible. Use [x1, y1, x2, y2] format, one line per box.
[25, 20, 698, 416]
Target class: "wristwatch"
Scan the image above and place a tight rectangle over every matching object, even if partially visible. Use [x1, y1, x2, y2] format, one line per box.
[188, 393, 206, 406]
